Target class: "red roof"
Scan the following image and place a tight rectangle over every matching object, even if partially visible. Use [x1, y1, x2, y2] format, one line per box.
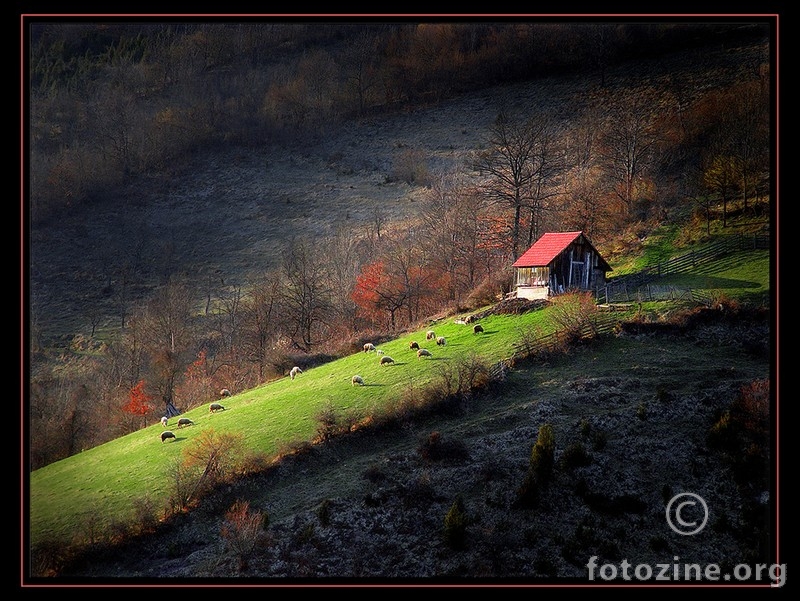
[513, 231, 610, 270]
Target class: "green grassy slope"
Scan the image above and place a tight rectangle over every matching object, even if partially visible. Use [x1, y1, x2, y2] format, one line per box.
[30, 307, 558, 548]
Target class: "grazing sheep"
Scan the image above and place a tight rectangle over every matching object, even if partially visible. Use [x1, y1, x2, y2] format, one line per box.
[436, 336, 446, 346]
[417, 348, 432, 359]
[465, 315, 475, 324]
[426, 330, 436, 340]
[289, 366, 303, 380]
[209, 402, 226, 413]
[160, 416, 168, 428]
[473, 324, 484, 334]
[177, 417, 194, 428]
[380, 355, 395, 366]
[220, 388, 232, 397]
[352, 375, 365, 386]
[363, 342, 376, 353]
[161, 431, 176, 443]
[409, 341, 420, 350]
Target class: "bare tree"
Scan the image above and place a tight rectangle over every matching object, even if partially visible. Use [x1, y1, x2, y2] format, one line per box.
[473, 110, 562, 259]
[419, 170, 486, 302]
[139, 277, 196, 413]
[340, 29, 381, 116]
[240, 270, 282, 382]
[281, 239, 333, 351]
[598, 92, 661, 219]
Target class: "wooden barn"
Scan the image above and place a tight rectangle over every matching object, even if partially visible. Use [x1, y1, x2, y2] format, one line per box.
[512, 231, 611, 300]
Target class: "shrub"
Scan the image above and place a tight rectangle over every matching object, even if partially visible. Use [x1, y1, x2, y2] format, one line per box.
[708, 378, 770, 486]
[315, 401, 341, 442]
[404, 471, 435, 508]
[560, 441, 592, 471]
[549, 292, 599, 340]
[443, 495, 468, 550]
[363, 463, 386, 483]
[514, 423, 556, 509]
[317, 499, 332, 527]
[181, 429, 245, 503]
[220, 499, 266, 571]
[530, 423, 555, 482]
[417, 430, 470, 463]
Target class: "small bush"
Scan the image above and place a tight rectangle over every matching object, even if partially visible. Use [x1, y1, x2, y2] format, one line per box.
[404, 471, 435, 508]
[655, 384, 673, 403]
[363, 463, 386, 483]
[315, 401, 342, 442]
[220, 499, 266, 571]
[591, 430, 607, 451]
[417, 430, 470, 463]
[549, 292, 600, 340]
[443, 495, 468, 550]
[317, 499, 332, 527]
[530, 423, 555, 482]
[513, 472, 541, 509]
[560, 441, 592, 471]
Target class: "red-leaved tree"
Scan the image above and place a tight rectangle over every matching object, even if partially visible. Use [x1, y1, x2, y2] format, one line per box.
[351, 260, 409, 331]
[123, 379, 155, 429]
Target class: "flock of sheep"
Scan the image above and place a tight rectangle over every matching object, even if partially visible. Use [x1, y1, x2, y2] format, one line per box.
[159, 320, 485, 441]
[350, 322, 485, 387]
[159, 392, 228, 442]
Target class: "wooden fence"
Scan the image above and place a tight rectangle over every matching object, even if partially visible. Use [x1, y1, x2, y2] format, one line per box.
[595, 233, 768, 305]
[488, 232, 767, 381]
[488, 313, 619, 381]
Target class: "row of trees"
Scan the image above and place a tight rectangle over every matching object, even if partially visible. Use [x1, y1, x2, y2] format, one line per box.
[28, 21, 768, 223]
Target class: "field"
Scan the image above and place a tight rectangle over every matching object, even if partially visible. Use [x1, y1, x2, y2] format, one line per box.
[31, 305, 559, 548]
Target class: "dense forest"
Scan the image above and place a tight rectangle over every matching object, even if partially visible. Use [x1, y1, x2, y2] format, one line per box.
[26, 20, 772, 470]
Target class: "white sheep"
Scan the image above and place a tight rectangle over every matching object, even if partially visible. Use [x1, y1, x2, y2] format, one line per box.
[363, 342, 376, 353]
[352, 375, 365, 386]
[417, 348, 432, 359]
[160, 416, 168, 428]
[436, 336, 446, 346]
[289, 366, 303, 380]
[220, 388, 232, 397]
[380, 355, 395, 366]
[209, 402, 226, 413]
[161, 431, 176, 443]
[473, 324, 484, 334]
[426, 330, 436, 340]
[177, 417, 194, 428]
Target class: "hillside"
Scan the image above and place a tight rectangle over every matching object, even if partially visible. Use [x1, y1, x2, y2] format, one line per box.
[25, 25, 777, 584]
[57, 306, 771, 581]
[28, 35, 769, 346]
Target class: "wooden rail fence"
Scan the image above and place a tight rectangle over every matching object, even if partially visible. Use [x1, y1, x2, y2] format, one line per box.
[595, 233, 768, 305]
